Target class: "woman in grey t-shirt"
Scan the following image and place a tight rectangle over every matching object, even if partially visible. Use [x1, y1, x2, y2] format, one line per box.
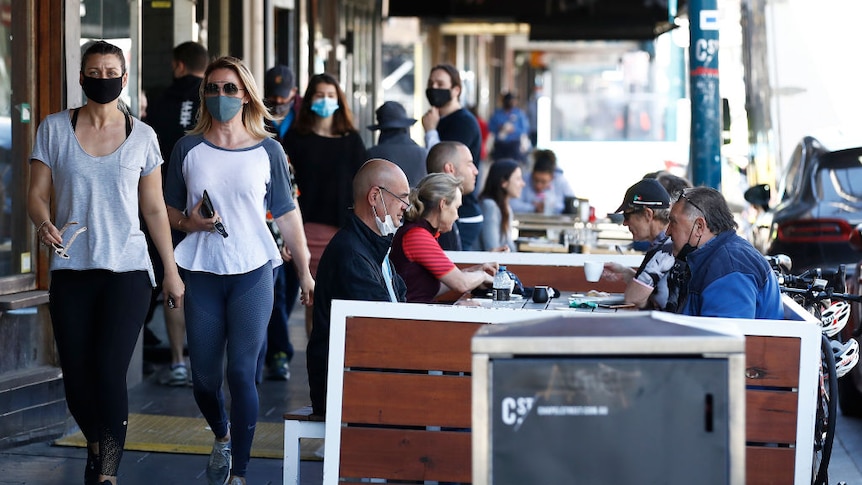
[28, 41, 184, 485]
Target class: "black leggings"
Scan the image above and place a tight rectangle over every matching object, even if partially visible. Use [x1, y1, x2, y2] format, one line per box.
[49, 269, 151, 476]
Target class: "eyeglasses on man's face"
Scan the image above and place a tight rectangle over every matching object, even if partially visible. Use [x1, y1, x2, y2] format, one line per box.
[204, 82, 245, 97]
[378, 186, 411, 211]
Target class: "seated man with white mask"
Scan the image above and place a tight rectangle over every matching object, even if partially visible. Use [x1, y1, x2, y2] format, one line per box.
[306, 159, 409, 415]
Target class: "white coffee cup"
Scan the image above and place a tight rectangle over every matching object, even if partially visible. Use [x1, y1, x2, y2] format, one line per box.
[583, 261, 604, 282]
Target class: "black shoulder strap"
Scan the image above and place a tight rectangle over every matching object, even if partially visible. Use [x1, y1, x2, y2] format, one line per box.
[71, 107, 131, 138]
[70, 108, 80, 131]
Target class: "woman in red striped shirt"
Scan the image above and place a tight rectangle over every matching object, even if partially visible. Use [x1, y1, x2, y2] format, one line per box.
[390, 173, 496, 303]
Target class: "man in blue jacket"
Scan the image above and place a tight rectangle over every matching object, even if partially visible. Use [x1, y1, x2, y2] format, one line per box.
[668, 186, 783, 319]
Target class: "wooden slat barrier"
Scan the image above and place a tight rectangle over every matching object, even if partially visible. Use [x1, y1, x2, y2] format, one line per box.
[328, 298, 812, 484]
[336, 316, 481, 483]
[745, 335, 802, 485]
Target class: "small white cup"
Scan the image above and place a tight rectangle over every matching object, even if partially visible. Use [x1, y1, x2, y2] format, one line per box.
[583, 261, 604, 282]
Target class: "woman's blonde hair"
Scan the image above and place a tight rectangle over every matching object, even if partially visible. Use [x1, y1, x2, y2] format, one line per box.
[188, 56, 273, 139]
[404, 173, 462, 222]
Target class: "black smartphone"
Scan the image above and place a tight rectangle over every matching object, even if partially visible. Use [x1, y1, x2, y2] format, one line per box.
[200, 190, 216, 218]
[200, 190, 228, 238]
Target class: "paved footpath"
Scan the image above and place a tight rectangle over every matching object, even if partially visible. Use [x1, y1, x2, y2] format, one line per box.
[832, 411, 862, 484]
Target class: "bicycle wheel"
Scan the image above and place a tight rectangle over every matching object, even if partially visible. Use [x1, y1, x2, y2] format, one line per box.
[813, 333, 838, 485]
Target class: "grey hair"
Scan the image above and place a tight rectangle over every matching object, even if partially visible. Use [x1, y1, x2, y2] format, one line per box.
[675, 186, 737, 234]
[652, 208, 670, 224]
[405, 173, 462, 222]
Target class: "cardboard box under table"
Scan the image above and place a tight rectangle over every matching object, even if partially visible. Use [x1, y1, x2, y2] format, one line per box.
[471, 312, 746, 485]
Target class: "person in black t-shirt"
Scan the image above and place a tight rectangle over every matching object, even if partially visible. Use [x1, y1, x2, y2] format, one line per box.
[421, 64, 484, 250]
[142, 41, 208, 387]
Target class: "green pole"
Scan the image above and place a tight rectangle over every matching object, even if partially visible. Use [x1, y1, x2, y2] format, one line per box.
[689, 0, 722, 189]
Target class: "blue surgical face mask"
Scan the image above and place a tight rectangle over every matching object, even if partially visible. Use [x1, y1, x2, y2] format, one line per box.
[206, 95, 243, 123]
[311, 97, 339, 118]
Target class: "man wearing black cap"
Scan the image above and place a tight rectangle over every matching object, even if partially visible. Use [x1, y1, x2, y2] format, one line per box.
[603, 178, 679, 310]
[259, 65, 302, 381]
[367, 101, 427, 187]
[264, 65, 301, 142]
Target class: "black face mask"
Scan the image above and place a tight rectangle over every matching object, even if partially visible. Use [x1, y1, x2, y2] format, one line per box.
[82, 76, 123, 105]
[676, 243, 697, 262]
[426, 88, 452, 108]
[675, 225, 702, 262]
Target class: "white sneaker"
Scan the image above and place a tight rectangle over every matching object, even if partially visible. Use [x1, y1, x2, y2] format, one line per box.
[166, 364, 189, 387]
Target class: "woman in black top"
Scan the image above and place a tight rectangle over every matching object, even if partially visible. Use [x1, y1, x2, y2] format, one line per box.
[282, 73, 367, 280]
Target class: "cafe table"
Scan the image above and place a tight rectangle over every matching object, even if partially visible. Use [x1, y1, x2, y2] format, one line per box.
[454, 291, 637, 313]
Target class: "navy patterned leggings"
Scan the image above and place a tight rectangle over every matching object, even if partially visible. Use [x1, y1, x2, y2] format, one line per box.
[182, 263, 273, 477]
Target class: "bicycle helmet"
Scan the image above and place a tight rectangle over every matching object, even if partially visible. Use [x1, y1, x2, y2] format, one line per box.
[820, 301, 851, 337]
[830, 338, 860, 379]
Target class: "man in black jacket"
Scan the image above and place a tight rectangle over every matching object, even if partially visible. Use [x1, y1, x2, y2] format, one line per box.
[306, 159, 409, 415]
[144, 41, 207, 164]
[142, 41, 208, 387]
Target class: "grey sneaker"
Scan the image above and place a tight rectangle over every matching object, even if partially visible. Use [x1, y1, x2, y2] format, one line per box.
[227, 477, 246, 485]
[206, 438, 231, 485]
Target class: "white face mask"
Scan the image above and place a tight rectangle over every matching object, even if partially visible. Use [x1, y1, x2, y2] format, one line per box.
[373, 195, 399, 236]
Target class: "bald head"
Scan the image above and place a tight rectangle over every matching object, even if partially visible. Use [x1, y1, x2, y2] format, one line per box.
[353, 158, 410, 235]
[353, 159, 408, 204]
[426, 141, 477, 194]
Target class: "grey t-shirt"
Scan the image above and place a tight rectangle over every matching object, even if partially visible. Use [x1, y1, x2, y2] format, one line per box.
[30, 110, 162, 286]
[479, 198, 516, 252]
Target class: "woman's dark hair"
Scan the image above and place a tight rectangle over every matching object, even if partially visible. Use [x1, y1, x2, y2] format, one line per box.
[532, 149, 557, 174]
[479, 159, 520, 235]
[293, 73, 356, 136]
[81, 40, 126, 74]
